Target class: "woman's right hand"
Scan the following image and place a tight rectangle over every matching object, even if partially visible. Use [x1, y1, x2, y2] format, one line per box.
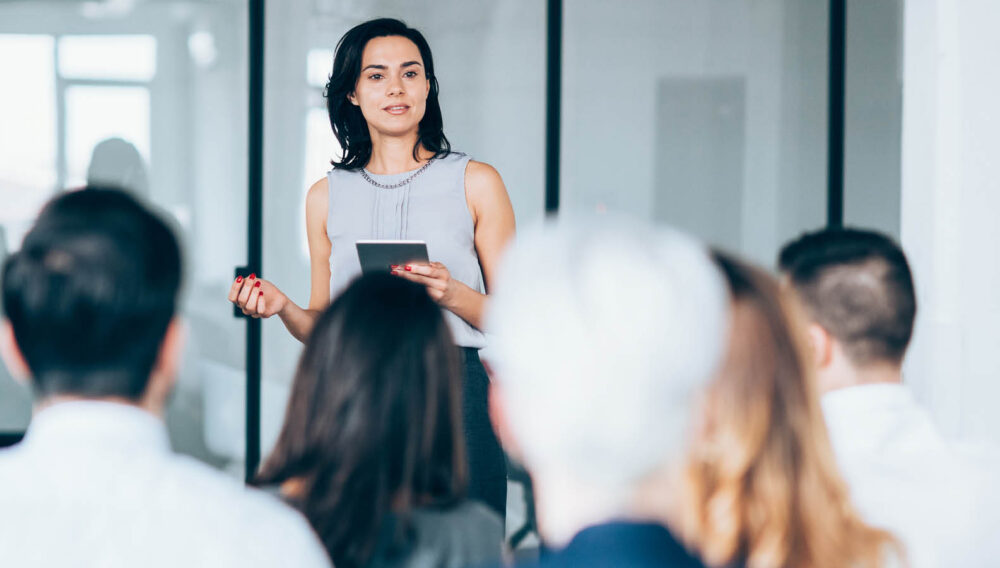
[228, 273, 288, 319]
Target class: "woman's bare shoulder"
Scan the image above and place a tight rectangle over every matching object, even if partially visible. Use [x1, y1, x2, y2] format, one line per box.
[464, 159, 503, 185]
[464, 160, 507, 203]
[306, 176, 329, 213]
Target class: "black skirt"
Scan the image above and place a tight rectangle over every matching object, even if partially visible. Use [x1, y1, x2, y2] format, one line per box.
[459, 347, 507, 517]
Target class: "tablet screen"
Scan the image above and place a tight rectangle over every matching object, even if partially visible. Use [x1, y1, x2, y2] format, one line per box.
[356, 240, 429, 274]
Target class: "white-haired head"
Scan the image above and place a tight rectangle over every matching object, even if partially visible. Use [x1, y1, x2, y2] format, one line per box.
[487, 215, 728, 495]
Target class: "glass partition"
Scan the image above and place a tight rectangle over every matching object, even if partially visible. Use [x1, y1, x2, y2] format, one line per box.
[0, 0, 908, 483]
[561, 0, 830, 266]
[0, 0, 250, 476]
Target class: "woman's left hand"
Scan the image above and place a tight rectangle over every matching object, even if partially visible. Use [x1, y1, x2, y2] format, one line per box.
[391, 261, 463, 309]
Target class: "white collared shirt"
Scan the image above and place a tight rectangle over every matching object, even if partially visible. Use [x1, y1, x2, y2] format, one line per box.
[0, 400, 331, 568]
[822, 383, 1000, 568]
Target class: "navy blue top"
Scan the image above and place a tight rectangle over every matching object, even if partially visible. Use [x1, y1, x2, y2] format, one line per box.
[512, 521, 707, 568]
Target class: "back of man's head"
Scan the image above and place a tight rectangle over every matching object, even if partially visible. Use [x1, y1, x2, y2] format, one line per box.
[778, 228, 916, 368]
[1, 187, 181, 400]
[487, 216, 728, 492]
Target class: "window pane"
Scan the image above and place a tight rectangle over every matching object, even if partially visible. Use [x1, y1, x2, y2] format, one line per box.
[58, 35, 157, 81]
[0, 34, 57, 248]
[306, 48, 333, 88]
[0, 1, 250, 478]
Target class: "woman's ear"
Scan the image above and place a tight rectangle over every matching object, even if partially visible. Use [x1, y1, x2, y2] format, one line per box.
[0, 320, 31, 385]
[347, 91, 358, 106]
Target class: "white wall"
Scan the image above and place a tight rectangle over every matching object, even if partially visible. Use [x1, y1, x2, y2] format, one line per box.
[901, 0, 1000, 445]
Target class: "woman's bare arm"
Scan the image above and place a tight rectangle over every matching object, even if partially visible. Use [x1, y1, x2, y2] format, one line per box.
[276, 177, 332, 342]
[229, 178, 330, 343]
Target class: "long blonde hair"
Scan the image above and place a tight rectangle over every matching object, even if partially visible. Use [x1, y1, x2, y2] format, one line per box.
[680, 253, 901, 568]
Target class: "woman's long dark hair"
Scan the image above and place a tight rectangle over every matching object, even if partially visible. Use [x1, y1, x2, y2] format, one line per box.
[256, 274, 466, 568]
[326, 18, 451, 170]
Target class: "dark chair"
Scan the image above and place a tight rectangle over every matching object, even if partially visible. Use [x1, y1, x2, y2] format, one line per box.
[506, 455, 538, 550]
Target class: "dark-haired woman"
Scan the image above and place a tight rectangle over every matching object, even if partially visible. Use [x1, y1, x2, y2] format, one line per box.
[229, 18, 514, 515]
[256, 274, 504, 568]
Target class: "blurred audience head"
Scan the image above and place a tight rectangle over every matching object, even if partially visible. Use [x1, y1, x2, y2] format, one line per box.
[677, 252, 897, 568]
[257, 273, 465, 568]
[86, 137, 150, 199]
[487, 215, 728, 544]
[0, 187, 182, 411]
[778, 228, 916, 392]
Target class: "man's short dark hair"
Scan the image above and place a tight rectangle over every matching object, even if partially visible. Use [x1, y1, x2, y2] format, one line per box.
[778, 228, 916, 367]
[1, 187, 182, 400]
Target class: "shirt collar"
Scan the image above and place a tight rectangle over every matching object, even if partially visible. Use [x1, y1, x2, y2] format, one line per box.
[820, 383, 928, 449]
[821, 382, 914, 417]
[22, 399, 170, 454]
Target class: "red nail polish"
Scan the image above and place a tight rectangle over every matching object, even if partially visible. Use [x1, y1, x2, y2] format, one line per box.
[249, 273, 256, 280]
[236, 276, 243, 283]
[254, 281, 261, 288]
[390, 264, 399, 269]
[405, 265, 412, 272]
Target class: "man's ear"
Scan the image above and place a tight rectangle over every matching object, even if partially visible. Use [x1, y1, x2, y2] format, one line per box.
[807, 323, 834, 369]
[142, 318, 184, 414]
[488, 381, 522, 463]
[0, 320, 31, 385]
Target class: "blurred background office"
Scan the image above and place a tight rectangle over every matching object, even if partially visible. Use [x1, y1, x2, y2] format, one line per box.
[1, 0, 998, 531]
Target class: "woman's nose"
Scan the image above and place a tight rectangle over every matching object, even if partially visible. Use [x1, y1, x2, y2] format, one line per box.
[387, 76, 405, 96]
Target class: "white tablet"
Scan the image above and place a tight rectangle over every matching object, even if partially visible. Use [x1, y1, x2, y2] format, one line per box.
[356, 240, 429, 274]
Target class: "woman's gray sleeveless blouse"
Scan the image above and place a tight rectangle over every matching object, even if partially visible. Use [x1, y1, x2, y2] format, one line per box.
[326, 152, 486, 348]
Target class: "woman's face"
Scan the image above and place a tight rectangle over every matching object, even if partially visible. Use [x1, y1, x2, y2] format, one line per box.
[348, 35, 430, 139]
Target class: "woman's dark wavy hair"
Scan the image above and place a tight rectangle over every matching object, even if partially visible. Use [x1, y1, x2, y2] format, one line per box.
[326, 18, 451, 170]
[255, 274, 466, 568]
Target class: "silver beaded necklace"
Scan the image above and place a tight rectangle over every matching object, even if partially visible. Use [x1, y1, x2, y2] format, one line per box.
[359, 159, 433, 189]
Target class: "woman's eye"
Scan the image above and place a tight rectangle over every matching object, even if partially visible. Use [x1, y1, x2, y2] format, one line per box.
[404, 71, 418, 78]
[368, 74, 383, 80]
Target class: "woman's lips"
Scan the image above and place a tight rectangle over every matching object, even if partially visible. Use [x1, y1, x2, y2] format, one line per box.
[383, 105, 409, 115]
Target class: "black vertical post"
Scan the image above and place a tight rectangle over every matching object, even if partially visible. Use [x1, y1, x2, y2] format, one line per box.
[245, 0, 264, 483]
[545, 0, 563, 215]
[827, 0, 846, 228]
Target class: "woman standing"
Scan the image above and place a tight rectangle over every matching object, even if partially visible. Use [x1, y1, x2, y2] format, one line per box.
[229, 18, 514, 515]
